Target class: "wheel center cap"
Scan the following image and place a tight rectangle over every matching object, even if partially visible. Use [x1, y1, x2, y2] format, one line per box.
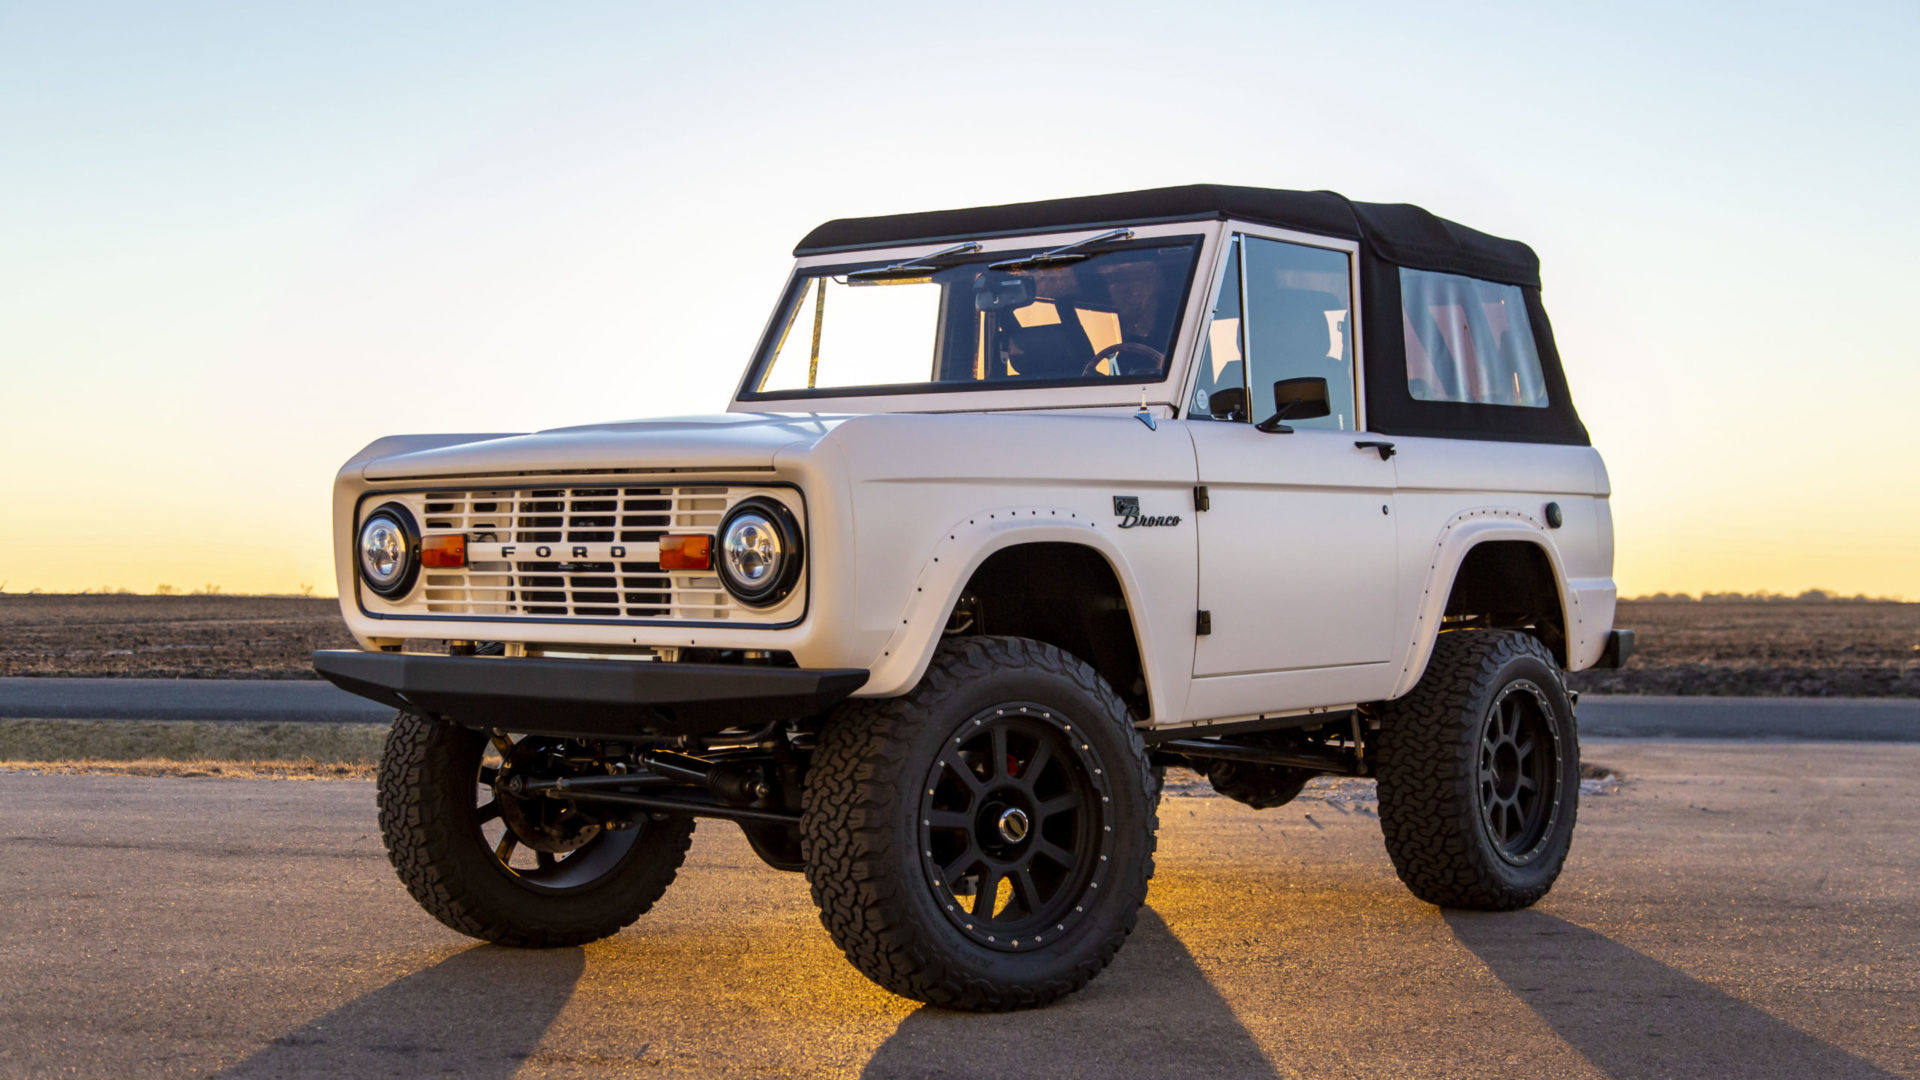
[996, 807, 1031, 843]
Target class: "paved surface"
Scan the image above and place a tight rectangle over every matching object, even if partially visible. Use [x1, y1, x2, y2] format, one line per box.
[1577, 695, 1920, 741]
[6, 676, 1920, 741]
[0, 740, 1914, 1079]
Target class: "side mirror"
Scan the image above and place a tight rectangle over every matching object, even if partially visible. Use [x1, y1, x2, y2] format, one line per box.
[1255, 376, 1332, 433]
[1204, 386, 1248, 422]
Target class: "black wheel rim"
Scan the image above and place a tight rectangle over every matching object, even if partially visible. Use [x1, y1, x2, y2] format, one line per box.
[473, 732, 646, 892]
[918, 703, 1113, 952]
[1475, 681, 1564, 865]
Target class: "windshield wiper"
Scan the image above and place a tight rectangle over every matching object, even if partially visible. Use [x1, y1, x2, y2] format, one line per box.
[988, 228, 1134, 271]
[844, 241, 983, 282]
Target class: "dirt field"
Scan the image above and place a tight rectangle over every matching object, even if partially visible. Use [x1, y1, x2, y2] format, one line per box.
[0, 595, 355, 679]
[1566, 600, 1920, 698]
[3, 594, 1916, 696]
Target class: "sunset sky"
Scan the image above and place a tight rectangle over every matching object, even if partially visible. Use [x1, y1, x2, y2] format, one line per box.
[3, 1, 1916, 599]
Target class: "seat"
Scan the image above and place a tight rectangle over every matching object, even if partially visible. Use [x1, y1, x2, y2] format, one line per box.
[1194, 359, 1245, 418]
[1001, 305, 1096, 379]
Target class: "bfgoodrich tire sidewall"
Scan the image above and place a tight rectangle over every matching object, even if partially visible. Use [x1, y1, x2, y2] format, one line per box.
[801, 635, 1157, 1008]
[890, 666, 1154, 987]
[1464, 649, 1579, 895]
[377, 711, 694, 946]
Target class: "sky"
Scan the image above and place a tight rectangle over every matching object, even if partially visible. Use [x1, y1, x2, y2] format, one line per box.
[2, 1, 1916, 599]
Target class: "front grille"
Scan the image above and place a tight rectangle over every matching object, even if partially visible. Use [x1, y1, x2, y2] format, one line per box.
[362, 484, 800, 624]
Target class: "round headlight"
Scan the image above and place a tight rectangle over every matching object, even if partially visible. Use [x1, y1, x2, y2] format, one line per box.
[717, 498, 802, 607]
[357, 504, 420, 598]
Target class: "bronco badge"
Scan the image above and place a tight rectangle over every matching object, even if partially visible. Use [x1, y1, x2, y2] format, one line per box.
[1112, 495, 1181, 529]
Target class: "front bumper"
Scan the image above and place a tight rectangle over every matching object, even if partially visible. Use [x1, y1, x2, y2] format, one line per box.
[312, 650, 868, 738]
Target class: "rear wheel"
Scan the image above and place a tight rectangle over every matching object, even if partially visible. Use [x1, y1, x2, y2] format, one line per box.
[1375, 631, 1578, 910]
[801, 636, 1157, 1011]
[377, 709, 695, 947]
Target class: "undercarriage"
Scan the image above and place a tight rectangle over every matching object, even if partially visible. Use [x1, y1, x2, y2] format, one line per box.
[322, 647, 1382, 874]
[327, 627, 1584, 1009]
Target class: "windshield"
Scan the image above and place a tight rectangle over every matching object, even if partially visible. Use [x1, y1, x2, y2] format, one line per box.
[744, 236, 1202, 398]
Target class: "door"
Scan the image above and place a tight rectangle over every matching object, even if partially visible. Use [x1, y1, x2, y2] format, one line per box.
[1186, 233, 1399, 712]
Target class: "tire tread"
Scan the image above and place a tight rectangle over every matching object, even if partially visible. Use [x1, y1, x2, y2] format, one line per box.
[800, 636, 1157, 1011]
[376, 710, 694, 947]
[1374, 631, 1576, 910]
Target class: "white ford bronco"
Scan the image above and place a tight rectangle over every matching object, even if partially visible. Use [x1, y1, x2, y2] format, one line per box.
[316, 185, 1633, 1010]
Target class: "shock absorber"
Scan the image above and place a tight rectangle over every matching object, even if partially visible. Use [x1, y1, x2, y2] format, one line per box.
[639, 750, 771, 804]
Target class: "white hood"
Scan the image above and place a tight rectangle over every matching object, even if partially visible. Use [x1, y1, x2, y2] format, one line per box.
[356, 413, 847, 480]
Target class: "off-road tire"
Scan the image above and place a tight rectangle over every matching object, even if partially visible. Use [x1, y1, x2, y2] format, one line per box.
[1375, 630, 1579, 910]
[801, 636, 1158, 1011]
[377, 709, 695, 947]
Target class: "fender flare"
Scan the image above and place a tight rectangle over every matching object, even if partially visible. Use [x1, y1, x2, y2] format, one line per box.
[856, 506, 1176, 722]
[1388, 508, 1587, 700]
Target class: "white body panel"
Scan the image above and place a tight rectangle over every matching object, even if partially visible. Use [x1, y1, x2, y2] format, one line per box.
[1186, 423, 1399, 714]
[329, 219, 1618, 728]
[1384, 436, 1615, 696]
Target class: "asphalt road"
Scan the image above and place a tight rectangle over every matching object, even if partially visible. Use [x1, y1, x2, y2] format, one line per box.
[4, 676, 1920, 740]
[1, 740, 1914, 1079]
[1576, 694, 1920, 741]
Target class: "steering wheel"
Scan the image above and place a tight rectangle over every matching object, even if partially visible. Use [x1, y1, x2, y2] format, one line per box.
[1082, 342, 1166, 378]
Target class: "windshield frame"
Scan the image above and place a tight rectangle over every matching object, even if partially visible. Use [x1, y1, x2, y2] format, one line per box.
[732, 223, 1218, 411]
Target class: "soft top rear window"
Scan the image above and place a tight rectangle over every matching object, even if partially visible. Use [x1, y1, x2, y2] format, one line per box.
[1400, 268, 1547, 408]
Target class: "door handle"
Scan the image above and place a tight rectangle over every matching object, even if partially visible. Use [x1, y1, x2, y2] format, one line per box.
[1355, 440, 1396, 460]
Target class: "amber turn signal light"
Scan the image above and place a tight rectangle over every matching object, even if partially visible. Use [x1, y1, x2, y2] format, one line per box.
[659, 534, 713, 571]
[421, 534, 467, 568]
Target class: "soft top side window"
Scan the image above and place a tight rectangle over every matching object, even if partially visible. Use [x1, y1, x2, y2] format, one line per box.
[1400, 269, 1548, 408]
[1190, 235, 1356, 431]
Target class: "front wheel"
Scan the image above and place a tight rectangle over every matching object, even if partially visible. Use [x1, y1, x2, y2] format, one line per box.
[377, 709, 695, 947]
[1374, 630, 1579, 910]
[801, 636, 1158, 1011]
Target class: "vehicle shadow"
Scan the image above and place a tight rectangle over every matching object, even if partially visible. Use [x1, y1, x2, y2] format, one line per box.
[859, 908, 1279, 1080]
[218, 944, 584, 1079]
[1445, 909, 1896, 1080]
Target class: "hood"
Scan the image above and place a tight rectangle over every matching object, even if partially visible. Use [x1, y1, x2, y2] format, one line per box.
[357, 413, 847, 481]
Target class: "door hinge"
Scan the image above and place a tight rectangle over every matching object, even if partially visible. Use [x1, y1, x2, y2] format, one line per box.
[1196, 610, 1212, 635]
[1192, 484, 1210, 512]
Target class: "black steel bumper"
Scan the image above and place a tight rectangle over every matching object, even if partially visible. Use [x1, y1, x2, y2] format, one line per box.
[1593, 629, 1636, 669]
[312, 650, 869, 738]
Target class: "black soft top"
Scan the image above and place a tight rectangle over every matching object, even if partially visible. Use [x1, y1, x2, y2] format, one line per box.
[795, 184, 1540, 288]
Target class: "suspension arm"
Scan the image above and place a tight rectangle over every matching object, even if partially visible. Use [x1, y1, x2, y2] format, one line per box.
[1155, 738, 1364, 776]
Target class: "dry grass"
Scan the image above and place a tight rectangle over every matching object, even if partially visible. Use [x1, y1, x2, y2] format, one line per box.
[0, 759, 376, 780]
[0, 718, 387, 765]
